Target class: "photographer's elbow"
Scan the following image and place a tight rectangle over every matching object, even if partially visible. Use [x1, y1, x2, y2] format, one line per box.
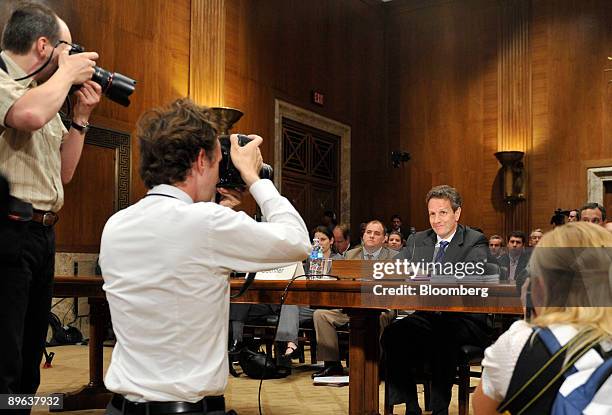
[10, 108, 47, 132]
[61, 169, 74, 185]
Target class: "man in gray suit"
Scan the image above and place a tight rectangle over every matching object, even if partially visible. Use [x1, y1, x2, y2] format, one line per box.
[312, 220, 397, 378]
[383, 185, 491, 415]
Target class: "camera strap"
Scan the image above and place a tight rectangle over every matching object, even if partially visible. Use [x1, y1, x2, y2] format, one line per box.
[0, 48, 55, 81]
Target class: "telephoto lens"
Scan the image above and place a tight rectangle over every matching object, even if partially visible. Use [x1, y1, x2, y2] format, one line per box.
[217, 135, 273, 189]
[69, 43, 136, 107]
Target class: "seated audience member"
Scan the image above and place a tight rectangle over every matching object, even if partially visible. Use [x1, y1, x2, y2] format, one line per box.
[389, 214, 409, 241]
[580, 202, 606, 226]
[567, 209, 579, 222]
[230, 225, 340, 363]
[528, 228, 543, 247]
[333, 223, 352, 257]
[312, 220, 397, 378]
[498, 231, 529, 282]
[387, 230, 404, 251]
[385, 185, 490, 415]
[308, 225, 343, 265]
[488, 234, 505, 259]
[321, 209, 337, 233]
[473, 222, 612, 414]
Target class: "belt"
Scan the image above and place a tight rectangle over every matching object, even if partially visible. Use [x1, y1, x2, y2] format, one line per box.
[110, 394, 225, 415]
[32, 209, 59, 226]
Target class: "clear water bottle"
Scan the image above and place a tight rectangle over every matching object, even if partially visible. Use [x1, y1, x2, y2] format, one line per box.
[310, 238, 323, 277]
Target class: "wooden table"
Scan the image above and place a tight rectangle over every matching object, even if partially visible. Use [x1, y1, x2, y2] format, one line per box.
[52, 275, 521, 414]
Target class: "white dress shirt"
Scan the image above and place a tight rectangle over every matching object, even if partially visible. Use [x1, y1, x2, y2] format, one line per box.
[99, 180, 310, 402]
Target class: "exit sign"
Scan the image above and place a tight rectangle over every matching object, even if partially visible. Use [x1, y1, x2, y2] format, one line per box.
[312, 90, 325, 106]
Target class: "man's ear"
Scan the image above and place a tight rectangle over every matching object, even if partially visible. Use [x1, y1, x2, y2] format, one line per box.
[454, 206, 462, 221]
[34, 37, 51, 58]
[194, 149, 207, 173]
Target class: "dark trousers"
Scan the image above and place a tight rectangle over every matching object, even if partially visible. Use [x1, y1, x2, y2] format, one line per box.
[0, 220, 55, 413]
[381, 312, 490, 415]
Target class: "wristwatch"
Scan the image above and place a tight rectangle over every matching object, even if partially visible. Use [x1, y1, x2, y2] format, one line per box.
[70, 120, 90, 134]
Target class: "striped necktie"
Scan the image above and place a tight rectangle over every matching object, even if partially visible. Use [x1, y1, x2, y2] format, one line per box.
[433, 240, 449, 263]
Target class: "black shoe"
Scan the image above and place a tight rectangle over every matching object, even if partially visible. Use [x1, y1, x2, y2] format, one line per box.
[228, 340, 244, 355]
[311, 364, 345, 379]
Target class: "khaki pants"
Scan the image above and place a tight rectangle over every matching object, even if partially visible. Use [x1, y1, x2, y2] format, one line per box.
[313, 308, 396, 362]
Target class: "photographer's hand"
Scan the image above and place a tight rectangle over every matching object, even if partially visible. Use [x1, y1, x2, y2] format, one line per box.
[217, 187, 243, 209]
[230, 134, 263, 188]
[56, 47, 99, 85]
[72, 81, 102, 124]
[60, 81, 102, 184]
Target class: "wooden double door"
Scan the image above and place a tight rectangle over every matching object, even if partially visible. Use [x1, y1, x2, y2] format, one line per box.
[280, 117, 341, 230]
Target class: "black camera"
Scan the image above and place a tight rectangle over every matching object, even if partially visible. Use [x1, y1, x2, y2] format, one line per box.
[68, 43, 136, 107]
[217, 135, 273, 189]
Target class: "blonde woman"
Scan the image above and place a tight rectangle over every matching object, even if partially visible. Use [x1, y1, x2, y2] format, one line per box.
[473, 222, 612, 414]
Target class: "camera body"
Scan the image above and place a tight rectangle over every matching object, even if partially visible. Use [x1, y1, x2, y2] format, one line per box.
[217, 134, 273, 189]
[68, 43, 136, 107]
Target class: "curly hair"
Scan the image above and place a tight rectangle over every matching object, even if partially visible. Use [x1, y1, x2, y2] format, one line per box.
[137, 98, 219, 189]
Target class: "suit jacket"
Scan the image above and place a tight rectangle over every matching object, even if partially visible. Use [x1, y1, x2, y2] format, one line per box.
[498, 250, 530, 281]
[345, 246, 398, 260]
[396, 224, 492, 330]
[397, 224, 488, 265]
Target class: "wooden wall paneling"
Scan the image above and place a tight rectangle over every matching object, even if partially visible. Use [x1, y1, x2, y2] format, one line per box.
[498, 0, 532, 236]
[387, 0, 500, 234]
[530, 0, 612, 230]
[190, 0, 226, 107]
[56, 126, 131, 252]
[56, 144, 115, 252]
[1, 0, 191, 252]
[223, 0, 386, 235]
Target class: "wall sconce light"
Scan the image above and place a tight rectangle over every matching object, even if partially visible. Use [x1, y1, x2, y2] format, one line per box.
[495, 151, 526, 204]
[209, 107, 244, 134]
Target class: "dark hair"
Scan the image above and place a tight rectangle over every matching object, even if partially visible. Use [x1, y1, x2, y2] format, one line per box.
[138, 98, 218, 189]
[426, 185, 463, 211]
[388, 230, 403, 240]
[333, 223, 350, 239]
[391, 214, 402, 221]
[313, 225, 334, 241]
[508, 230, 527, 244]
[580, 202, 607, 221]
[1, 2, 61, 55]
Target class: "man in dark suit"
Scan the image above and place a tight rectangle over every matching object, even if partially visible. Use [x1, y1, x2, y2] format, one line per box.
[497, 231, 530, 282]
[383, 185, 491, 415]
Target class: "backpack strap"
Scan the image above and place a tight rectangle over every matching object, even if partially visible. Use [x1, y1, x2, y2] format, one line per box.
[498, 328, 596, 415]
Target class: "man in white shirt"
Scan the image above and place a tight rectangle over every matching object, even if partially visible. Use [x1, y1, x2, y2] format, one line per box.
[99, 98, 310, 414]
